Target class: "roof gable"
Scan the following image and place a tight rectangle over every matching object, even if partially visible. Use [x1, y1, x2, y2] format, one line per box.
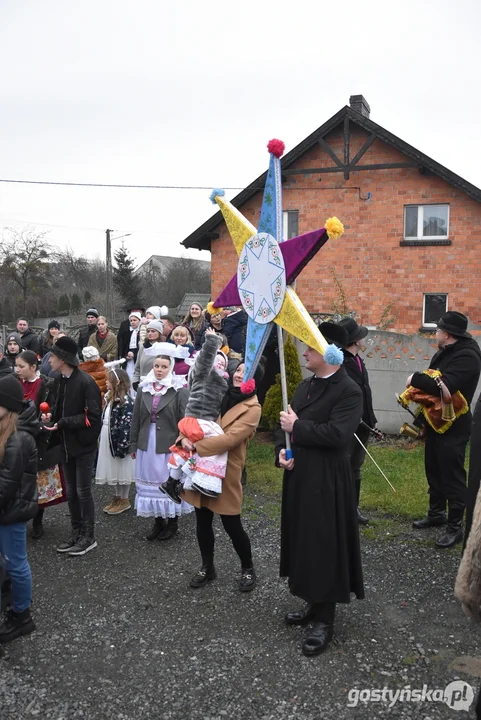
[182, 105, 481, 251]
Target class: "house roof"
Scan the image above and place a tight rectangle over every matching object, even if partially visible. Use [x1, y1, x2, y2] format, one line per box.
[136, 255, 210, 275]
[175, 293, 211, 319]
[182, 105, 481, 252]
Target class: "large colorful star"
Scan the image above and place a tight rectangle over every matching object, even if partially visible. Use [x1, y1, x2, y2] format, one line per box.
[209, 140, 344, 380]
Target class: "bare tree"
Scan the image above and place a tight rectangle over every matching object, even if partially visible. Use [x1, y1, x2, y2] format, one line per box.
[141, 256, 211, 308]
[0, 227, 55, 316]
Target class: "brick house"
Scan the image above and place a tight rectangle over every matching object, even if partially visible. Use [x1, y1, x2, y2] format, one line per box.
[182, 95, 481, 334]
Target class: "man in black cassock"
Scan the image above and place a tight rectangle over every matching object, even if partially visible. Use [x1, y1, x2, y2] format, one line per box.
[276, 323, 364, 656]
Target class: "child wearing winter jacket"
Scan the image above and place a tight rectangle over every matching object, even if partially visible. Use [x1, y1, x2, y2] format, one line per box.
[96, 368, 135, 515]
[161, 329, 229, 503]
[167, 324, 196, 388]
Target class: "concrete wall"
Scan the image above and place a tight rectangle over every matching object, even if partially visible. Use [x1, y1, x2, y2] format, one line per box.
[297, 331, 481, 434]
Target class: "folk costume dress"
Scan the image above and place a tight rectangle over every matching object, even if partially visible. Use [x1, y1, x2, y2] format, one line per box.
[130, 364, 192, 519]
[96, 394, 135, 487]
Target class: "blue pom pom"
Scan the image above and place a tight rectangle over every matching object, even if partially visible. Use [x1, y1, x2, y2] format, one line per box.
[209, 188, 225, 204]
[324, 344, 344, 365]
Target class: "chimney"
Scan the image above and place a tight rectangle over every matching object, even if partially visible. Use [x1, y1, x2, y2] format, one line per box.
[349, 95, 370, 118]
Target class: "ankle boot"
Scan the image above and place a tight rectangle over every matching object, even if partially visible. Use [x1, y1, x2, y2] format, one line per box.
[157, 516, 178, 541]
[412, 511, 446, 529]
[31, 507, 45, 539]
[145, 517, 166, 541]
[302, 622, 334, 656]
[436, 522, 463, 548]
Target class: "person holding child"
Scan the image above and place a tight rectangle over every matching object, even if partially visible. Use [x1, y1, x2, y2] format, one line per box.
[130, 351, 193, 541]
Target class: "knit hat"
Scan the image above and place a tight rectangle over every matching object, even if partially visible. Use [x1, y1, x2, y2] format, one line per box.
[129, 311, 142, 321]
[86, 308, 99, 318]
[146, 319, 164, 335]
[82, 345, 100, 361]
[48, 320, 61, 331]
[50, 336, 79, 367]
[145, 305, 168, 320]
[0, 374, 24, 413]
[6, 332, 22, 348]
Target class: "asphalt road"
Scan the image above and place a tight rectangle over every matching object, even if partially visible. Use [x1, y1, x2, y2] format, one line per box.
[1, 486, 480, 719]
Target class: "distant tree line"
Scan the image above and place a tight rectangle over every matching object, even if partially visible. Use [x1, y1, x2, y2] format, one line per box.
[0, 226, 211, 324]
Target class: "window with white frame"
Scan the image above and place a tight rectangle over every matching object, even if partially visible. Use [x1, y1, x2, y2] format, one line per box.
[423, 293, 448, 327]
[404, 204, 449, 240]
[282, 210, 299, 240]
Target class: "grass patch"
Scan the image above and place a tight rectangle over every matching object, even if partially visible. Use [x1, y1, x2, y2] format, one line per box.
[245, 437, 463, 520]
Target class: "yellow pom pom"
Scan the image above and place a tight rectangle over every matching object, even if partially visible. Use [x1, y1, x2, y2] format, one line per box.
[324, 217, 344, 240]
[206, 301, 223, 316]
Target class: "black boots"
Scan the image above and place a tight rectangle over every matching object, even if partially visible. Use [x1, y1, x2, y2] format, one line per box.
[436, 523, 463, 548]
[412, 512, 447, 529]
[157, 517, 178, 541]
[160, 477, 183, 505]
[302, 623, 334, 656]
[190, 556, 217, 588]
[31, 507, 45, 539]
[239, 567, 256, 592]
[0, 608, 36, 644]
[357, 508, 369, 525]
[146, 517, 166, 541]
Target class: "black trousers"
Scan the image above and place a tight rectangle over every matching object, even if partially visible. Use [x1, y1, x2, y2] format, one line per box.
[424, 429, 468, 525]
[348, 424, 370, 505]
[311, 602, 336, 624]
[62, 450, 96, 538]
[195, 507, 253, 569]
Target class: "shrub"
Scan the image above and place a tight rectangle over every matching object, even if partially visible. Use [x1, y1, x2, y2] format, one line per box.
[262, 334, 303, 428]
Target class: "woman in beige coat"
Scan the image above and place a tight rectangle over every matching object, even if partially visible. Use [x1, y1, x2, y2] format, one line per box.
[182, 361, 261, 592]
[88, 316, 118, 362]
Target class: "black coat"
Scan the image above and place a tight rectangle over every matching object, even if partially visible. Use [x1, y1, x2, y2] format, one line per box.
[50, 368, 102, 458]
[223, 310, 248, 354]
[33, 375, 60, 471]
[410, 337, 481, 436]
[117, 323, 140, 362]
[77, 323, 97, 355]
[465, 396, 481, 542]
[19, 328, 40, 354]
[275, 367, 364, 604]
[342, 350, 377, 428]
[0, 401, 39, 525]
[0, 358, 13, 377]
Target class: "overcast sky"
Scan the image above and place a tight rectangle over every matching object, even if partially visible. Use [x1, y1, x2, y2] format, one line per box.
[1, 0, 480, 267]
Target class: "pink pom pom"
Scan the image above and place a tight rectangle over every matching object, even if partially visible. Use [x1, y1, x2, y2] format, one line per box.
[241, 379, 256, 394]
[267, 139, 285, 158]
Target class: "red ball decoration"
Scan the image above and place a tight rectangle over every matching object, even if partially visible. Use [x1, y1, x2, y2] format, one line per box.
[241, 379, 256, 395]
[39, 402, 50, 414]
[267, 139, 285, 158]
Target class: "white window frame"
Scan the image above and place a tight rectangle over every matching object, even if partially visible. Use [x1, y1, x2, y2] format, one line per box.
[282, 210, 298, 240]
[422, 293, 448, 327]
[404, 204, 450, 240]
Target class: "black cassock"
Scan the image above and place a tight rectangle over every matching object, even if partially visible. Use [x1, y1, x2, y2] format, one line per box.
[276, 366, 365, 604]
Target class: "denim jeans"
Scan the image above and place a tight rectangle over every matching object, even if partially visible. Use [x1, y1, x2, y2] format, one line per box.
[0, 523, 32, 612]
[62, 451, 96, 538]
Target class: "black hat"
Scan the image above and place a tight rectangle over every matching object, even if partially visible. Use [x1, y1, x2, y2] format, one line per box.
[338, 317, 369, 345]
[50, 336, 79, 367]
[0, 374, 24, 413]
[48, 320, 61, 331]
[318, 322, 349, 348]
[437, 311, 471, 338]
[86, 308, 99, 318]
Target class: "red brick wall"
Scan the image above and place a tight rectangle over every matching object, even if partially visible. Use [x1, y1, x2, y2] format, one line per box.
[211, 125, 481, 333]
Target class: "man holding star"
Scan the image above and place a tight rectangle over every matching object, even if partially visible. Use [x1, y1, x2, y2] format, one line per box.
[276, 321, 364, 656]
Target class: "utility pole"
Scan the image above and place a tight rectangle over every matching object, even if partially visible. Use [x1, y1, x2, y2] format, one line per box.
[105, 228, 112, 322]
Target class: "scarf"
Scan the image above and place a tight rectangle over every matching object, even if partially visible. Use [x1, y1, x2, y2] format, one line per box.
[129, 325, 139, 349]
[220, 384, 256, 416]
[140, 359, 176, 396]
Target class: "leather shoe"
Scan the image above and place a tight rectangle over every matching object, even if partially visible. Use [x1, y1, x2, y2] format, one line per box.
[412, 514, 446, 529]
[302, 622, 333, 656]
[285, 604, 317, 626]
[239, 567, 256, 592]
[435, 527, 463, 548]
[357, 508, 369, 525]
[189, 565, 217, 588]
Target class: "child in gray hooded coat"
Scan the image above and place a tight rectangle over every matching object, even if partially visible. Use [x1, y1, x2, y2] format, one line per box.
[161, 330, 229, 503]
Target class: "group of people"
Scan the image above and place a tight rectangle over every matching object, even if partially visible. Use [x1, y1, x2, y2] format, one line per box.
[1, 304, 481, 673]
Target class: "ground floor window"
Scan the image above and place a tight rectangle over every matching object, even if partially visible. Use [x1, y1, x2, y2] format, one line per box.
[423, 293, 448, 327]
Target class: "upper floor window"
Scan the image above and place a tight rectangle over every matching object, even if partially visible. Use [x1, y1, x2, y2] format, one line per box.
[404, 204, 449, 240]
[283, 210, 299, 240]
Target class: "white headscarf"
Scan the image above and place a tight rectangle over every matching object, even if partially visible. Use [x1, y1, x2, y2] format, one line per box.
[142, 341, 189, 360]
[139, 357, 176, 395]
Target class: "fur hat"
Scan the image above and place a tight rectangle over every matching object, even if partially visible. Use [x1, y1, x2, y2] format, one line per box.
[50, 336, 79, 367]
[82, 345, 100, 361]
[86, 308, 99, 318]
[0, 374, 24, 413]
[146, 319, 164, 335]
